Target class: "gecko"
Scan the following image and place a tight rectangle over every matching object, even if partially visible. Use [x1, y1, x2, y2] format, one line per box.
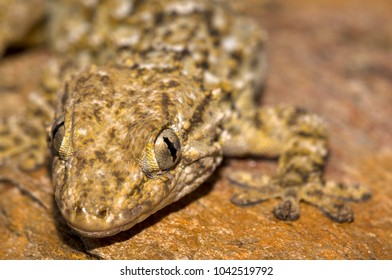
[0, 0, 371, 238]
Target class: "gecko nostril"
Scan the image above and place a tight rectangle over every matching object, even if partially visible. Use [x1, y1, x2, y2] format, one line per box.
[97, 208, 108, 218]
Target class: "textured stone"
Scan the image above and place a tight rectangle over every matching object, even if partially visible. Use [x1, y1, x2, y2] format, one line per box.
[0, 0, 391, 259]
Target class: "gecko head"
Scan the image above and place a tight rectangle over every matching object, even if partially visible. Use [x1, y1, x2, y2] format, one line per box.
[50, 65, 224, 238]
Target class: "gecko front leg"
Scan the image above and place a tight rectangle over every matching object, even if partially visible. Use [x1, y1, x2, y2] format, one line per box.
[224, 105, 371, 222]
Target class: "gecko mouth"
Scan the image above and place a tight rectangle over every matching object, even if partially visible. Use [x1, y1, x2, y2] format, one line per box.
[63, 204, 146, 238]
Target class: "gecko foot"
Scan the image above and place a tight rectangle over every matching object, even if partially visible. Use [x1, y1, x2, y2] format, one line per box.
[228, 171, 371, 222]
[273, 194, 300, 221]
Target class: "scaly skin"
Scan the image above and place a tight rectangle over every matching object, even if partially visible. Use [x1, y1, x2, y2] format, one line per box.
[0, 0, 370, 238]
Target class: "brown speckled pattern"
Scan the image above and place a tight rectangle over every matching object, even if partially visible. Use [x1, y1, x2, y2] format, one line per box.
[0, 0, 370, 238]
[53, 65, 223, 236]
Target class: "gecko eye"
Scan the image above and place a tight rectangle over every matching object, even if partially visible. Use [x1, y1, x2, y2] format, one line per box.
[154, 129, 181, 170]
[51, 117, 65, 153]
[51, 116, 72, 159]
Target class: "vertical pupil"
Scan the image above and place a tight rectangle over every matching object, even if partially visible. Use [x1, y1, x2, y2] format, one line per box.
[163, 137, 177, 162]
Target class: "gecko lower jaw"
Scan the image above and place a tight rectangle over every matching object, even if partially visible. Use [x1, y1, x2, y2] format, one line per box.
[63, 203, 147, 238]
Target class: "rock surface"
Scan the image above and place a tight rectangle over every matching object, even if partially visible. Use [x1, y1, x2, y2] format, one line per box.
[0, 0, 391, 259]
[0, 0, 45, 56]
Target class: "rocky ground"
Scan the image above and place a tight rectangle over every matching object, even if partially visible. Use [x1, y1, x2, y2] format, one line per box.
[0, 0, 391, 259]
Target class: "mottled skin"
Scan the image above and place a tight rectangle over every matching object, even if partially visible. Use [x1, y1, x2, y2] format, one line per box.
[52, 65, 223, 236]
[0, 0, 370, 238]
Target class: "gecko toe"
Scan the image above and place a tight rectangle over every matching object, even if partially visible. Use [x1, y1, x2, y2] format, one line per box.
[320, 202, 354, 223]
[227, 171, 272, 190]
[323, 181, 372, 202]
[228, 171, 283, 207]
[273, 199, 300, 221]
[231, 191, 268, 206]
